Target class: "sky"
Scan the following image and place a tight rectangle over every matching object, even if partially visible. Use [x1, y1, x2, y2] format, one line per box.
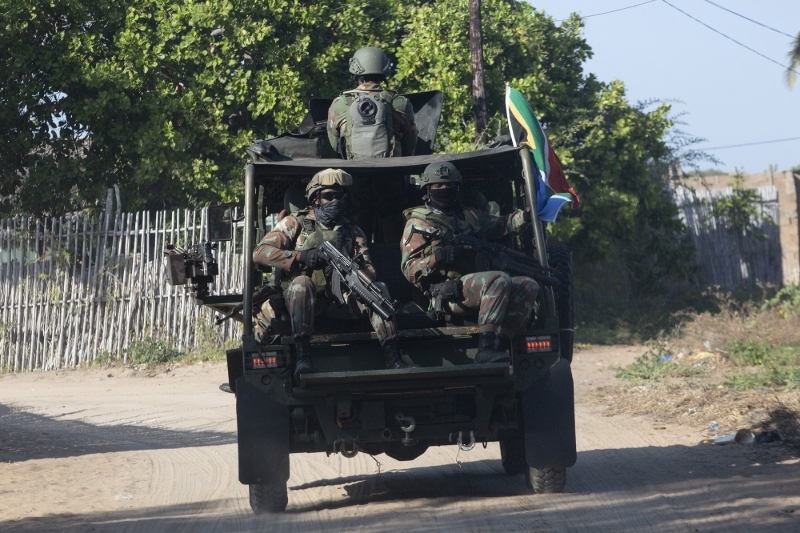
[528, 0, 800, 173]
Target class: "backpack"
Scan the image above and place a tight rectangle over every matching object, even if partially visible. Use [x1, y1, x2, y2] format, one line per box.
[343, 90, 395, 160]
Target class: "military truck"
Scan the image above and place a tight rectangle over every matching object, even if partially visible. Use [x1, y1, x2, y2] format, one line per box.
[166, 92, 576, 513]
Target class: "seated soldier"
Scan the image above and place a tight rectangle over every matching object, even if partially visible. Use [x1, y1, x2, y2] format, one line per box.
[253, 168, 410, 378]
[400, 162, 540, 364]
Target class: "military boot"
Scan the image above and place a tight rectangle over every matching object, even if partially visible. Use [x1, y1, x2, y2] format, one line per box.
[383, 340, 412, 370]
[474, 332, 511, 364]
[294, 336, 313, 379]
[495, 334, 512, 356]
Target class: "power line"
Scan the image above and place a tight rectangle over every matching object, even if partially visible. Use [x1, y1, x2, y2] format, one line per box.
[660, 0, 799, 76]
[702, 136, 800, 151]
[555, 1, 656, 22]
[700, 0, 794, 39]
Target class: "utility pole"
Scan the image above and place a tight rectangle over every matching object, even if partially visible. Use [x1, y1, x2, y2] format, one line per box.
[469, 0, 488, 143]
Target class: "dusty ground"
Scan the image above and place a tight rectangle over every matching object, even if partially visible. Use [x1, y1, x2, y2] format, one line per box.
[1, 345, 799, 532]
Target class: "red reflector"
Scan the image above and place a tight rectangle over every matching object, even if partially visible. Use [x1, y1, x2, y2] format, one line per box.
[249, 353, 279, 369]
[525, 336, 552, 353]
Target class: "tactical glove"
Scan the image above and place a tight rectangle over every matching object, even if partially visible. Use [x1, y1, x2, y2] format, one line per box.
[298, 247, 324, 269]
[433, 245, 463, 265]
[523, 207, 533, 223]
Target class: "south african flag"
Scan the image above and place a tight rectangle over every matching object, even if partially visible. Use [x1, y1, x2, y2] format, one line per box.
[505, 85, 579, 222]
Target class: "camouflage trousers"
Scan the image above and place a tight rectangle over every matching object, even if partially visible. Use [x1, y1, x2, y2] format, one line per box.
[255, 275, 396, 345]
[443, 272, 539, 335]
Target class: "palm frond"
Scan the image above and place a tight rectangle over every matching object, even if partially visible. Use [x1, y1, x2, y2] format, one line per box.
[787, 31, 800, 89]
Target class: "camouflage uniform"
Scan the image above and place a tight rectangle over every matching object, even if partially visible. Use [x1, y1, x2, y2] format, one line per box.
[400, 205, 539, 336]
[327, 81, 418, 158]
[253, 209, 396, 344]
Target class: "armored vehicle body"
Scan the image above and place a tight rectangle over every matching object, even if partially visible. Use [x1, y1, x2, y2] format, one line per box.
[167, 93, 577, 513]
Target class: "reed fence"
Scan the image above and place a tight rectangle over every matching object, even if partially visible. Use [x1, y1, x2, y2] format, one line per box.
[0, 208, 250, 372]
[673, 185, 781, 288]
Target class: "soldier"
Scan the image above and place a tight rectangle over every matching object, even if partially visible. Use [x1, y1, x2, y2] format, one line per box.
[253, 168, 410, 378]
[327, 46, 418, 160]
[400, 162, 540, 364]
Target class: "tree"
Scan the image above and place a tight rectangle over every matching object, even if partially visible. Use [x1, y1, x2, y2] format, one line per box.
[788, 31, 800, 89]
[2, 0, 694, 286]
[0, 0, 410, 215]
[396, 1, 693, 286]
[468, 0, 488, 142]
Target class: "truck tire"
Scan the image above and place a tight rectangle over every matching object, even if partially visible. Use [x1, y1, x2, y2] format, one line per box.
[249, 481, 288, 514]
[499, 438, 526, 475]
[547, 244, 574, 362]
[525, 466, 566, 494]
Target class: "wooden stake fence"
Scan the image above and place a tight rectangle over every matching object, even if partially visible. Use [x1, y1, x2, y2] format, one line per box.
[674, 185, 781, 289]
[0, 208, 250, 372]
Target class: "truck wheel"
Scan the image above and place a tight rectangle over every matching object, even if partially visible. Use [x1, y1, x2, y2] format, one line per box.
[547, 244, 574, 362]
[249, 482, 288, 514]
[525, 466, 566, 494]
[499, 438, 526, 475]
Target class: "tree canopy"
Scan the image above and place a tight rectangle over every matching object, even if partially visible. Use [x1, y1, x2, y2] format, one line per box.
[1, 0, 694, 284]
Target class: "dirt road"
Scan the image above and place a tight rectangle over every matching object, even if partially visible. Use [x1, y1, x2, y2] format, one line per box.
[1, 346, 799, 532]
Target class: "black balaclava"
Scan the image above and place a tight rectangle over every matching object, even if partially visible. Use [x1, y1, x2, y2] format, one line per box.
[314, 198, 347, 227]
[427, 186, 459, 213]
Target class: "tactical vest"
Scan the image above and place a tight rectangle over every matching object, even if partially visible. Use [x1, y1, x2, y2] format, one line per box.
[293, 210, 356, 294]
[342, 89, 396, 160]
[403, 206, 482, 282]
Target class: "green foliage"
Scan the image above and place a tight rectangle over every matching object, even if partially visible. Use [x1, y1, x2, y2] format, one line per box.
[1, 0, 407, 215]
[128, 336, 184, 364]
[724, 343, 800, 390]
[615, 340, 673, 381]
[398, 2, 693, 287]
[710, 172, 772, 237]
[726, 340, 771, 366]
[787, 31, 800, 89]
[93, 351, 112, 366]
[2, 0, 694, 284]
[185, 323, 235, 362]
[763, 284, 800, 317]
[725, 366, 800, 391]
[687, 168, 726, 177]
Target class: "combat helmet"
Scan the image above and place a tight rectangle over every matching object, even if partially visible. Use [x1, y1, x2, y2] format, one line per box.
[305, 168, 354, 202]
[418, 161, 462, 187]
[349, 47, 392, 77]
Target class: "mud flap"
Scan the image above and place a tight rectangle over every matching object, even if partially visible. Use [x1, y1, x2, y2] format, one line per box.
[236, 377, 290, 485]
[521, 359, 577, 469]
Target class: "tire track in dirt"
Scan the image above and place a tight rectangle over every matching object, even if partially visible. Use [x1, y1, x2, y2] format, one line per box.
[1, 352, 799, 532]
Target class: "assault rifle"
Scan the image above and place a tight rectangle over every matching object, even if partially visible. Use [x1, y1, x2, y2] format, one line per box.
[405, 227, 561, 288]
[319, 240, 396, 321]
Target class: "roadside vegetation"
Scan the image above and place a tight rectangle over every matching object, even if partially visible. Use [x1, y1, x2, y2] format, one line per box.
[91, 324, 234, 371]
[586, 284, 800, 445]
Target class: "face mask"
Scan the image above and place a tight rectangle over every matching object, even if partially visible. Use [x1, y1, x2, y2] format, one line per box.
[314, 198, 347, 226]
[427, 187, 459, 212]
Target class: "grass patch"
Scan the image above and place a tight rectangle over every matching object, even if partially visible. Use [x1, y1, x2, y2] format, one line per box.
[723, 343, 800, 390]
[129, 336, 185, 365]
[615, 341, 674, 381]
[726, 340, 772, 366]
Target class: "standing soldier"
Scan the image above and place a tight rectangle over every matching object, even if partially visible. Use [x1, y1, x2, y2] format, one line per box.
[327, 46, 418, 159]
[253, 168, 410, 378]
[400, 162, 540, 364]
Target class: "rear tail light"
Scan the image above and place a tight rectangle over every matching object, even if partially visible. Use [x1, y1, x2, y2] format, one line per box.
[524, 336, 554, 353]
[247, 352, 281, 370]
